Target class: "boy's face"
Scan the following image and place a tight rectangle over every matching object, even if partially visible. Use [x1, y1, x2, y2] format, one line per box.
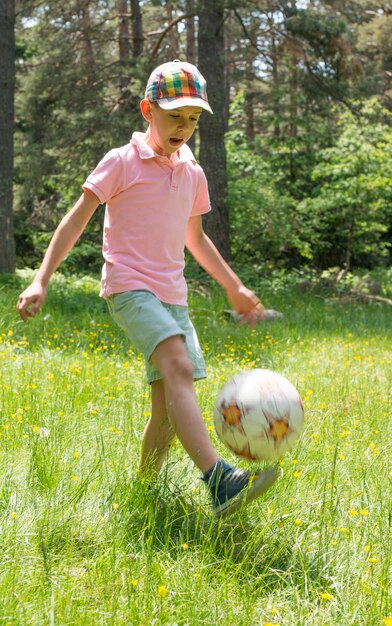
[141, 100, 202, 157]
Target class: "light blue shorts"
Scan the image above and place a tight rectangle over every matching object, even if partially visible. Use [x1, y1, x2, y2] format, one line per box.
[106, 290, 207, 384]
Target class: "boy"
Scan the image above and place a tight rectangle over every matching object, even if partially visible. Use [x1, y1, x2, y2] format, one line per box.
[16, 60, 279, 517]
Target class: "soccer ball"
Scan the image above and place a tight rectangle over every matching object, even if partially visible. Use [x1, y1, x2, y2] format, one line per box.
[214, 368, 304, 461]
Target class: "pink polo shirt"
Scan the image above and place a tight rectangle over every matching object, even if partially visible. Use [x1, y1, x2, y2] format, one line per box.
[83, 132, 211, 305]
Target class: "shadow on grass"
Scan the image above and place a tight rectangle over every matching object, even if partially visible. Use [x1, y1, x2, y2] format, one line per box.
[110, 476, 331, 595]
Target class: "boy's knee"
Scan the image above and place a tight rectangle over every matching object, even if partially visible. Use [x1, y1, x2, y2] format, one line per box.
[152, 335, 194, 383]
[164, 353, 194, 383]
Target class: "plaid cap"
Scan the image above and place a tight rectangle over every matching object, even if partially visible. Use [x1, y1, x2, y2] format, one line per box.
[145, 60, 213, 113]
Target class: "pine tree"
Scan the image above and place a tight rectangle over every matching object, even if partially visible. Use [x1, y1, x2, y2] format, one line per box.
[0, 0, 16, 272]
[198, 0, 231, 260]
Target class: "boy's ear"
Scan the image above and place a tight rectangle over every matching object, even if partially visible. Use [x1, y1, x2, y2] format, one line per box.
[140, 99, 153, 122]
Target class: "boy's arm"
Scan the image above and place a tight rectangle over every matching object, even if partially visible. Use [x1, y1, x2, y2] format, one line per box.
[185, 215, 264, 326]
[17, 189, 100, 321]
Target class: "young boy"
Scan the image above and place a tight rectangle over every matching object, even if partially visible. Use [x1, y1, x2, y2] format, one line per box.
[16, 60, 279, 517]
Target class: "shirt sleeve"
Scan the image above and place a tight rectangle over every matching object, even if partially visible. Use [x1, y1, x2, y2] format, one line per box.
[83, 149, 125, 204]
[191, 167, 212, 216]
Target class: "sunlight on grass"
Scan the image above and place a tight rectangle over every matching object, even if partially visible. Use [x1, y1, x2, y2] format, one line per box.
[0, 272, 391, 625]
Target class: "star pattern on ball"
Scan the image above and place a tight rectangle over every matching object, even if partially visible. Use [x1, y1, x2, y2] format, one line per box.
[222, 404, 242, 426]
[266, 415, 292, 444]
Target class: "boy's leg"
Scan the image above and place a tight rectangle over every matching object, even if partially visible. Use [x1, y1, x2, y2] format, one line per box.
[139, 379, 175, 477]
[151, 335, 219, 474]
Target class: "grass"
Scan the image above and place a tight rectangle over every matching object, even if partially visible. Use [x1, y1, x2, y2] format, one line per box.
[0, 269, 391, 625]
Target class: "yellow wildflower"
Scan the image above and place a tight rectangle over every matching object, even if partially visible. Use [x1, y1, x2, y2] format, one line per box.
[157, 585, 168, 598]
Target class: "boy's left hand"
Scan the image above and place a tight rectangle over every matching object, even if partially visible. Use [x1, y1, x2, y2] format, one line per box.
[226, 285, 265, 328]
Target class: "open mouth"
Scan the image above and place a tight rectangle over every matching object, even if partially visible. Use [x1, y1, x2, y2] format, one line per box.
[169, 138, 183, 146]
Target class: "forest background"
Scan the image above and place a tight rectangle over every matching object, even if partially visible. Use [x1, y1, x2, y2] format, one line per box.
[0, 0, 391, 282]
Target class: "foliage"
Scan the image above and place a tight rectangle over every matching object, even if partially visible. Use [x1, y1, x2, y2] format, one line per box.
[299, 99, 392, 269]
[10, 1, 392, 272]
[14, 0, 148, 265]
[227, 95, 392, 270]
[226, 127, 313, 266]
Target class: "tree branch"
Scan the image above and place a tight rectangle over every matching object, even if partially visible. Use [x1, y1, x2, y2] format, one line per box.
[149, 12, 195, 62]
[232, 8, 275, 55]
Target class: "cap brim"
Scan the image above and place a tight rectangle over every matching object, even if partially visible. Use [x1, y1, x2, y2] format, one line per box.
[156, 97, 213, 114]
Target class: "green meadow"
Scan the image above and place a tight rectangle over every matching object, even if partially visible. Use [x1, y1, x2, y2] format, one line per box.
[0, 270, 391, 626]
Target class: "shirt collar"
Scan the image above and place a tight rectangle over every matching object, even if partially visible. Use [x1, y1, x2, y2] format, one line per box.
[131, 132, 196, 164]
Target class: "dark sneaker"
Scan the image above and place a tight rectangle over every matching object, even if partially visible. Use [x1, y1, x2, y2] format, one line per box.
[202, 460, 280, 518]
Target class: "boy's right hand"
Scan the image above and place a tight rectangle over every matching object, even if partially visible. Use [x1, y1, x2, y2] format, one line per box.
[16, 282, 47, 321]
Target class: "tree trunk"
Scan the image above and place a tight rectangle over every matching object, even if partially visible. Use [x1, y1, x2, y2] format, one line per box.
[118, 0, 130, 92]
[81, 1, 96, 85]
[130, 0, 143, 57]
[245, 59, 255, 143]
[186, 0, 196, 153]
[165, 0, 178, 59]
[288, 0, 298, 139]
[270, 24, 281, 138]
[0, 0, 16, 273]
[186, 0, 196, 64]
[198, 0, 231, 260]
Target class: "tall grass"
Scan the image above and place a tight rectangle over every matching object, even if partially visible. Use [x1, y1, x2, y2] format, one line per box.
[0, 270, 391, 625]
